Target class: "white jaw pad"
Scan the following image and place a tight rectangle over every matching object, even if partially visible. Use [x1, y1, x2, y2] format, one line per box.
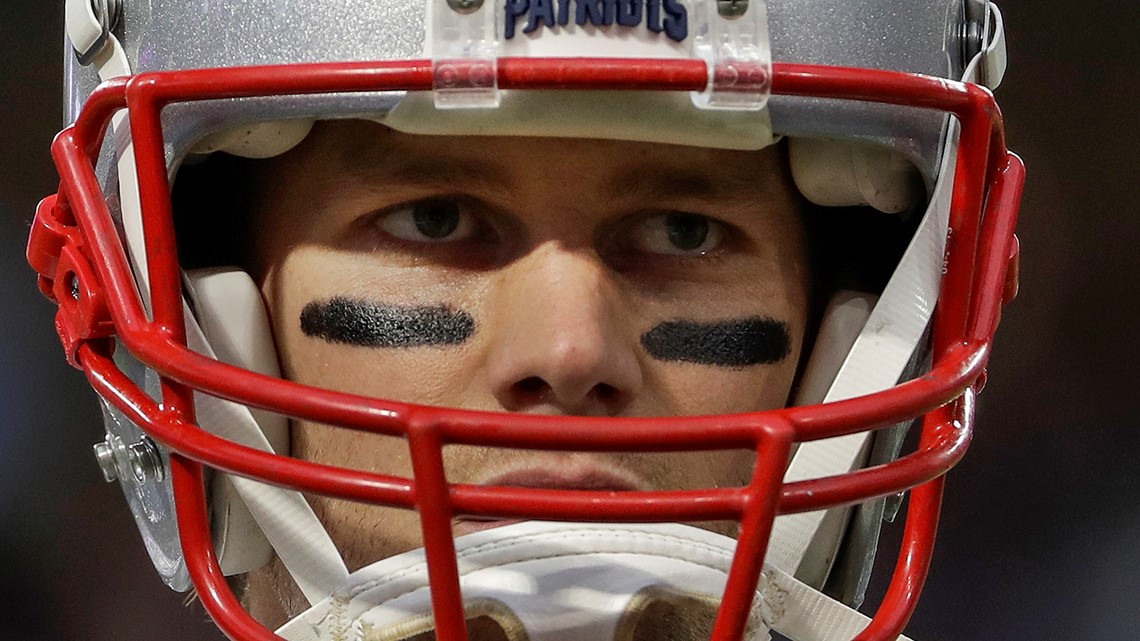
[276, 522, 915, 641]
[789, 138, 923, 214]
[183, 269, 350, 597]
[278, 521, 766, 641]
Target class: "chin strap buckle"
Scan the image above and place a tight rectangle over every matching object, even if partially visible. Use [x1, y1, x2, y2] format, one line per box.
[431, 0, 502, 109]
[691, 0, 773, 111]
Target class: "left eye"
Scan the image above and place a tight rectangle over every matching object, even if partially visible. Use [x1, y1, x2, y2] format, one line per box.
[630, 212, 724, 256]
[378, 199, 475, 242]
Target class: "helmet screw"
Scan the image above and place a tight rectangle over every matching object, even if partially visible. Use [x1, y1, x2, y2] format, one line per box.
[717, 0, 748, 19]
[91, 0, 124, 31]
[447, 0, 483, 14]
[92, 435, 165, 484]
[93, 439, 119, 482]
[127, 438, 166, 483]
[68, 273, 81, 300]
[959, 19, 985, 66]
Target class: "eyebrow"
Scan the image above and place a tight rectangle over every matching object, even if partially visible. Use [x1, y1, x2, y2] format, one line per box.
[335, 137, 777, 205]
[602, 165, 713, 201]
[336, 153, 514, 195]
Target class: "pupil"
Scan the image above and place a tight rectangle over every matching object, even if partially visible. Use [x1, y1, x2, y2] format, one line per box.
[666, 213, 709, 251]
[413, 201, 460, 239]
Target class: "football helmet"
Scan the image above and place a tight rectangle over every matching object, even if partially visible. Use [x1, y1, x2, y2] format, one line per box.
[28, 0, 1024, 640]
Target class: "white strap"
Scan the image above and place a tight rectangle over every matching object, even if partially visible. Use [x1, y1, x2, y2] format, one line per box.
[66, 0, 131, 82]
[980, 3, 1007, 89]
[765, 562, 913, 641]
[963, 2, 1006, 89]
[767, 126, 958, 577]
[184, 308, 350, 605]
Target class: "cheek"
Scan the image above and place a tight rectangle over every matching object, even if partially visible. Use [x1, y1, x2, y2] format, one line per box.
[633, 281, 809, 415]
[265, 249, 490, 406]
[292, 423, 424, 570]
[645, 356, 802, 416]
[282, 339, 482, 407]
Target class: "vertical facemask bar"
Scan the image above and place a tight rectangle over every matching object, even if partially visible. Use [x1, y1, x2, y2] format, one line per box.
[131, 76, 353, 604]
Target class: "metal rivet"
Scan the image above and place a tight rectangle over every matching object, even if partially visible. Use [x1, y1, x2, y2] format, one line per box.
[447, 0, 483, 14]
[717, 0, 748, 19]
[93, 440, 118, 482]
[93, 436, 165, 484]
[959, 19, 984, 66]
[91, 0, 124, 30]
[127, 438, 165, 483]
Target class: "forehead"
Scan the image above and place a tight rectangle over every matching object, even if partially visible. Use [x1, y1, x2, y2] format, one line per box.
[295, 120, 793, 204]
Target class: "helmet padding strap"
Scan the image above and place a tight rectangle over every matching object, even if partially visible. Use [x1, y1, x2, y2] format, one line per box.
[768, 121, 958, 588]
[184, 269, 350, 605]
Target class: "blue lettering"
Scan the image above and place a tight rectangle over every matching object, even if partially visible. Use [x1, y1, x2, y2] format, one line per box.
[645, 0, 662, 33]
[576, 0, 615, 26]
[600, 0, 617, 25]
[661, 0, 687, 42]
[505, 0, 686, 41]
[504, 0, 530, 39]
[615, 0, 642, 27]
[524, 0, 557, 33]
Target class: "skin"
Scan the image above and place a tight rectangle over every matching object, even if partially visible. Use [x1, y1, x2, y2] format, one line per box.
[239, 120, 811, 627]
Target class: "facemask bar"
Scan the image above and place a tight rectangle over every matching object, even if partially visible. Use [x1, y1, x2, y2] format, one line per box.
[30, 58, 1024, 641]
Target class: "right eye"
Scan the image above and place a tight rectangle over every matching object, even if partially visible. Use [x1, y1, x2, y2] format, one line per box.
[629, 212, 725, 257]
[377, 199, 476, 243]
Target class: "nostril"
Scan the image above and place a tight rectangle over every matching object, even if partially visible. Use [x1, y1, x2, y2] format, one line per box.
[502, 378, 629, 414]
[593, 383, 620, 403]
[514, 376, 547, 396]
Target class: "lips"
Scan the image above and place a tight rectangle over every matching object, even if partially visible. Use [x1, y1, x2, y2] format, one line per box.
[452, 463, 649, 537]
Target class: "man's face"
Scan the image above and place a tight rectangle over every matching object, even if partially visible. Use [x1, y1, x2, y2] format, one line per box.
[241, 120, 810, 622]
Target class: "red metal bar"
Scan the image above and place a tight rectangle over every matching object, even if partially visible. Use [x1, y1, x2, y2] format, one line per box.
[171, 454, 289, 641]
[408, 419, 470, 641]
[852, 389, 972, 641]
[966, 153, 1026, 343]
[711, 418, 794, 641]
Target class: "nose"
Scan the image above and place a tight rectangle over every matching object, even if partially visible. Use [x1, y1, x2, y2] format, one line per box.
[485, 242, 643, 416]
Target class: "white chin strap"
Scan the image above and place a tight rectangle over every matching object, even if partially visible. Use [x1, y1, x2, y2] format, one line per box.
[768, 127, 956, 586]
[276, 521, 913, 641]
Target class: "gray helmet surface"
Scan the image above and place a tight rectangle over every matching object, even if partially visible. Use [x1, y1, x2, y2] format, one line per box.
[67, 0, 989, 204]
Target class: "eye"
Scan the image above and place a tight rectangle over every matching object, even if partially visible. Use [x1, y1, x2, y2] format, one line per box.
[378, 199, 475, 243]
[631, 212, 724, 256]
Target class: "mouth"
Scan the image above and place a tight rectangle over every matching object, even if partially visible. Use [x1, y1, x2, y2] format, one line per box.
[452, 465, 648, 538]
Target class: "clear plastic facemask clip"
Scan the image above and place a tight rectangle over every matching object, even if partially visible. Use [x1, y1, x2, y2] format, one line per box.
[691, 0, 773, 110]
[432, 0, 503, 109]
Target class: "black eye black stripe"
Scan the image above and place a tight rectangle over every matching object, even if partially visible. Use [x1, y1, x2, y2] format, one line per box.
[300, 298, 475, 348]
[301, 298, 787, 368]
[641, 317, 790, 367]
